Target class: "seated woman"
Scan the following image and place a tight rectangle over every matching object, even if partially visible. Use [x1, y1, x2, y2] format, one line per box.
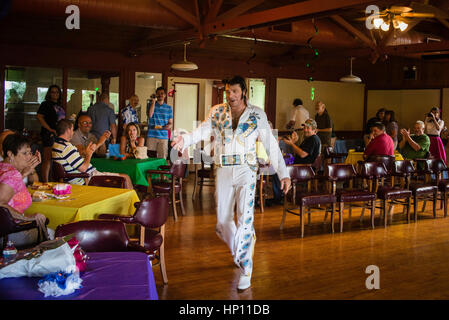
[384, 110, 398, 150]
[120, 123, 145, 158]
[0, 133, 54, 249]
[0, 130, 39, 185]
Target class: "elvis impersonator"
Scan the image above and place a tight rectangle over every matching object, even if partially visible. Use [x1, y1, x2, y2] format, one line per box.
[172, 76, 291, 290]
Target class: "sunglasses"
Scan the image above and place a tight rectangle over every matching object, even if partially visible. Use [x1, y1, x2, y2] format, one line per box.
[81, 121, 92, 125]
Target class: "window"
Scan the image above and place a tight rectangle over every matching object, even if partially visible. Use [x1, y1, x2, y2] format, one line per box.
[67, 70, 120, 117]
[4, 66, 62, 132]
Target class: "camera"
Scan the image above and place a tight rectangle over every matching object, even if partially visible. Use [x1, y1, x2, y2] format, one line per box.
[427, 113, 433, 118]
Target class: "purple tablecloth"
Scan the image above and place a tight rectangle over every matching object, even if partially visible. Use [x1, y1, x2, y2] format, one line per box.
[0, 251, 158, 300]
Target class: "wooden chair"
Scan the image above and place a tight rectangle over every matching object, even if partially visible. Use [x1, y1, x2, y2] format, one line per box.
[192, 149, 215, 200]
[415, 159, 449, 218]
[146, 161, 187, 222]
[256, 164, 270, 213]
[323, 146, 347, 165]
[97, 196, 169, 284]
[281, 165, 336, 238]
[360, 162, 412, 227]
[88, 175, 126, 188]
[52, 161, 89, 184]
[326, 164, 376, 231]
[0, 207, 49, 249]
[394, 160, 437, 221]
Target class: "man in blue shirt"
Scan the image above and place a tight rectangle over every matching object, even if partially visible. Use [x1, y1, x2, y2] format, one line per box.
[120, 94, 140, 130]
[87, 92, 117, 145]
[147, 87, 173, 159]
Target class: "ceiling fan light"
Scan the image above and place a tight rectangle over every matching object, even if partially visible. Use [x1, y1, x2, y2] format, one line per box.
[170, 61, 198, 71]
[340, 57, 362, 83]
[373, 18, 384, 29]
[381, 21, 390, 31]
[398, 21, 408, 31]
[170, 42, 198, 72]
[339, 74, 362, 83]
[137, 73, 154, 79]
[392, 19, 400, 29]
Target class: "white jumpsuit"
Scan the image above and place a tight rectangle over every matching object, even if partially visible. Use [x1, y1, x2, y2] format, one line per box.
[182, 103, 289, 277]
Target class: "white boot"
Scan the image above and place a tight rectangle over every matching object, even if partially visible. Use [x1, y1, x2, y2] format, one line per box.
[238, 271, 251, 290]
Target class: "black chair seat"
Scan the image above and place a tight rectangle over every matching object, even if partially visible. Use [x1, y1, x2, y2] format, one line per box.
[143, 229, 163, 252]
[152, 182, 181, 193]
[409, 183, 438, 195]
[337, 190, 376, 202]
[197, 169, 213, 178]
[297, 193, 336, 206]
[438, 180, 449, 192]
[377, 186, 412, 200]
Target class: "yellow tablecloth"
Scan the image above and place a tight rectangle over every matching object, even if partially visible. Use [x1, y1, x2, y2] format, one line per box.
[344, 151, 404, 166]
[25, 185, 140, 229]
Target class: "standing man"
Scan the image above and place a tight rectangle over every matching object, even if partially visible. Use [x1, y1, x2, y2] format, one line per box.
[286, 98, 309, 145]
[121, 94, 140, 130]
[147, 87, 173, 159]
[87, 92, 117, 145]
[172, 76, 291, 290]
[314, 101, 333, 149]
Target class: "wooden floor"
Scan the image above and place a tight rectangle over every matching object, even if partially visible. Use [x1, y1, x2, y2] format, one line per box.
[153, 177, 449, 299]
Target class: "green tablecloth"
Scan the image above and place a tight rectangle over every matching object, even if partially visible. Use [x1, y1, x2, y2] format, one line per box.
[91, 157, 167, 186]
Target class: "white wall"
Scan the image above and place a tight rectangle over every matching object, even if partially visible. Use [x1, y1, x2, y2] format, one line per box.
[135, 72, 162, 122]
[276, 78, 365, 131]
[367, 89, 440, 130]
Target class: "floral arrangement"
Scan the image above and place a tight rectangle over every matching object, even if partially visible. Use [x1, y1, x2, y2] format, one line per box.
[0, 234, 88, 297]
[283, 153, 295, 165]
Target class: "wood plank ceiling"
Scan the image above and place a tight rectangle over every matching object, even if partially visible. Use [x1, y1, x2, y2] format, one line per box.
[1, 0, 449, 65]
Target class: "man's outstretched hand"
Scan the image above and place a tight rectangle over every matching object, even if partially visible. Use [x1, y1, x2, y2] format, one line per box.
[171, 135, 184, 151]
[280, 177, 291, 194]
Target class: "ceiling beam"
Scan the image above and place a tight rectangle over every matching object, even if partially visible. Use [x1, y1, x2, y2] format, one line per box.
[155, 0, 200, 29]
[330, 15, 376, 49]
[324, 38, 449, 60]
[382, 40, 449, 55]
[203, 0, 381, 35]
[437, 18, 449, 30]
[134, 29, 199, 54]
[204, 0, 224, 22]
[216, 0, 264, 21]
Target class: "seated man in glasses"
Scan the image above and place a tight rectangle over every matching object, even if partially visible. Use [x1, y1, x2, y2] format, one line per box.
[70, 113, 111, 157]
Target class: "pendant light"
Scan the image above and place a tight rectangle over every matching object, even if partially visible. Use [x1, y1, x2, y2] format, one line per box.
[339, 57, 362, 83]
[171, 42, 198, 71]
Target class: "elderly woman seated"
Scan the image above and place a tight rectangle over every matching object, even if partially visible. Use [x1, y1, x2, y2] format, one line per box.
[120, 123, 145, 159]
[0, 133, 54, 248]
[0, 130, 39, 185]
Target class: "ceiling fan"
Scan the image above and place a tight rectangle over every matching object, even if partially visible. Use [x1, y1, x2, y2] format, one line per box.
[357, 3, 442, 32]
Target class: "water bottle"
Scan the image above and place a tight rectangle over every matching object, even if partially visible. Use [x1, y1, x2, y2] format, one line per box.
[2, 240, 17, 262]
[105, 149, 110, 159]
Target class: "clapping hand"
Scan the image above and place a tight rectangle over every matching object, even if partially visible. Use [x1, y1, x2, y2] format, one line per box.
[400, 128, 410, 138]
[86, 142, 97, 155]
[102, 130, 111, 139]
[282, 135, 294, 146]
